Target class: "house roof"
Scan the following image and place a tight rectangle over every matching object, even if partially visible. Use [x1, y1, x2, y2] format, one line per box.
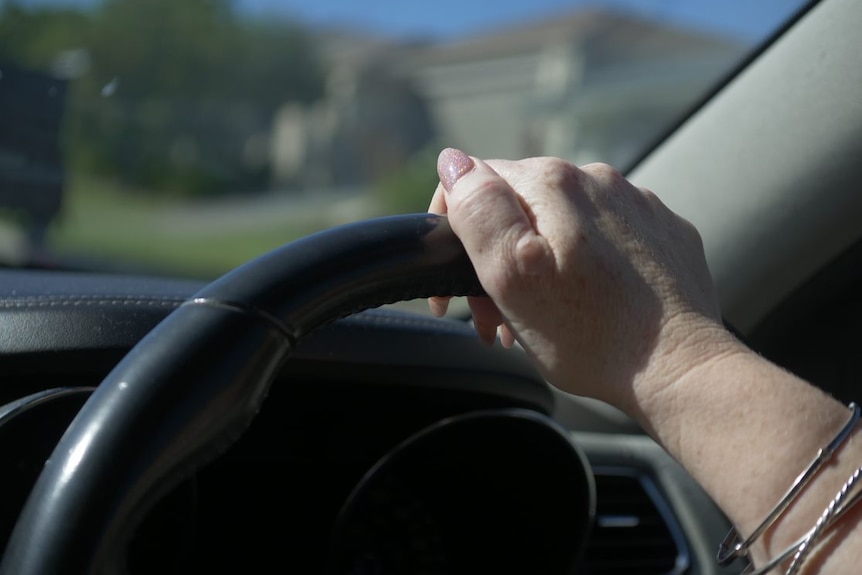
[401, 8, 741, 69]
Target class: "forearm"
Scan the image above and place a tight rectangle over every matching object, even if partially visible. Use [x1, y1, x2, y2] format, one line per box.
[629, 326, 862, 573]
[429, 151, 861, 572]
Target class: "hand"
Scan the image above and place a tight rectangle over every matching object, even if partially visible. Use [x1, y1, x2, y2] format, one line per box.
[429, 148, 728, 410]
[429, 150, 862, 573]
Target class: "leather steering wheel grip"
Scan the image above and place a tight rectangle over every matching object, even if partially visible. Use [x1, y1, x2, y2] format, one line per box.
[0, 214, 484, 574]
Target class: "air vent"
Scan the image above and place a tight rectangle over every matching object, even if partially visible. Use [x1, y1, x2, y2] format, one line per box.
[580, 467, 690, 575]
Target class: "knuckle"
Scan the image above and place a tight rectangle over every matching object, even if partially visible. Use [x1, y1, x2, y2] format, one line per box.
[487, 232, 552, 302]
[583, 162, 623, 185]
[676, 214, 704, 245]
[542, 156, 577, 173]
[533, 157, 582, 190]
[638, 186, 658, 201]
[637, 186, 663, 209]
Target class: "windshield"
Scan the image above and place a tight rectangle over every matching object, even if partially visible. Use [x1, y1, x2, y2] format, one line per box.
[0, 0, 808, 287]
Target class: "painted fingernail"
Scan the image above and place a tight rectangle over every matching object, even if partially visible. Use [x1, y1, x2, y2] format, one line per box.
[438, 148, 474, 192]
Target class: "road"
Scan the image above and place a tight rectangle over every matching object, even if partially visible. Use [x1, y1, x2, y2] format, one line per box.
[154, 186, 377, 236]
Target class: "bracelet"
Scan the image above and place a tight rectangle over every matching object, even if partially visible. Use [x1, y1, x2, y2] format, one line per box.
[717, 401, 861, 566]
[745, 465, 862, 575]
[786, 464, 862, 574]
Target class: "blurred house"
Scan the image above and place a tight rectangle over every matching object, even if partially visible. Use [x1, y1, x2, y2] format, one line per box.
[271, 9, 745, 189]
[271, 30, 435, 189]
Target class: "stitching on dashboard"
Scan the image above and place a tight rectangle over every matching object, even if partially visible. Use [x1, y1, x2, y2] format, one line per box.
[0, 297, 184, 309]
[0, 297, 470, 335]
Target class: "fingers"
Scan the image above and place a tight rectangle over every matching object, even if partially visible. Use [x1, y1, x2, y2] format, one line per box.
[430, 148, 559, 347]
[428, 151, 562, 322]
[428, 183, 451, 316]
[429, 150, 574, 350]
[499, 323, 516, 349]
[428, 296, 449, 317]
[428, 183, 447, 215]
[467, 296, 504, 345]
[436, 149, 554, 289]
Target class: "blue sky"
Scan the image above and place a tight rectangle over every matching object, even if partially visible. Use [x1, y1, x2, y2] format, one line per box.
[25, 0, 808, 42]
[235, 0, 808, 41]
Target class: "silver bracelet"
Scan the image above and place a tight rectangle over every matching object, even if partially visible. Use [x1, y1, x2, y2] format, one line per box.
[785, 465, 862, 575]
[717, 402, 861, 566]
[744, 465, 862, 575]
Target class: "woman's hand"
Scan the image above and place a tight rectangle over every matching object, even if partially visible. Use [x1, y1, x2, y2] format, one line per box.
[427, 149, 862, 573]
[429, 148, 730, 411]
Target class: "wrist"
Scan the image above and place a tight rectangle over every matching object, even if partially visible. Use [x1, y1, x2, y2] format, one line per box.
[616, 320, 862, 572]
[617, 312, 746, 438]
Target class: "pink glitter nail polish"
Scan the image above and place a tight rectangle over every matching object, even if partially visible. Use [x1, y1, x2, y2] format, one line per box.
[438, 148, 474, 192]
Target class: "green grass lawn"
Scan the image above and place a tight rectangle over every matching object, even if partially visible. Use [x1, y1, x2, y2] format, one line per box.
[48, 176, 377, 279]
[40, 175, 456, 317]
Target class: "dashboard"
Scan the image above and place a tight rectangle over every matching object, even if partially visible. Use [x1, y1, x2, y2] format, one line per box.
[1, 2, 856, 572]
[0, 268, 736, 574]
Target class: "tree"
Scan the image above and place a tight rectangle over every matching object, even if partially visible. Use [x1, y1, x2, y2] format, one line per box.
[0, 0, 326, 197]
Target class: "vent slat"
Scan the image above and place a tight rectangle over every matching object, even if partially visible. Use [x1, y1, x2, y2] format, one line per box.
[580, 471, 688, 575]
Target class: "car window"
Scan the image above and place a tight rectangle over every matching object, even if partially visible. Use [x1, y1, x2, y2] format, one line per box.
[0, 0, 809, 309]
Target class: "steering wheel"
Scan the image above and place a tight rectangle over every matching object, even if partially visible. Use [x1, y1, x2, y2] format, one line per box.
[0, 214, 591, 574]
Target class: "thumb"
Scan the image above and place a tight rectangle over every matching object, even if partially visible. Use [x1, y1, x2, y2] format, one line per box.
[436, 148, 553, 299]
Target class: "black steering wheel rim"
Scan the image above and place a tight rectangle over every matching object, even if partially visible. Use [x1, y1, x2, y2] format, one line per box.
[0, 213, 595, 574]
[0, 214, 488, 574]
